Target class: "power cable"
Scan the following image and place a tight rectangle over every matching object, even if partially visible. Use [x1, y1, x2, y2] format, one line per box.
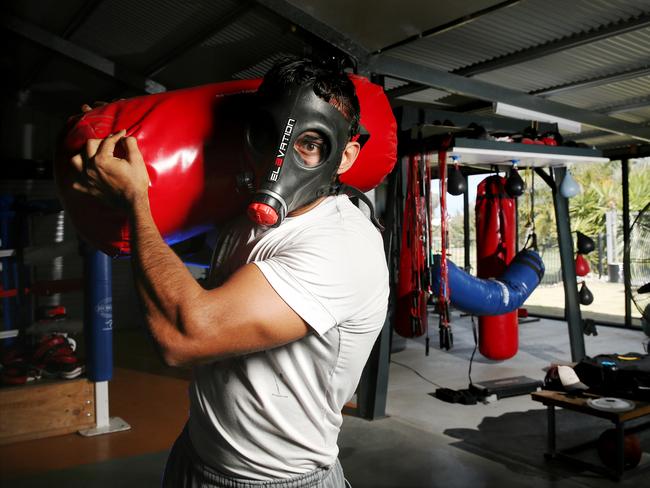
[390, 360, 444, 389]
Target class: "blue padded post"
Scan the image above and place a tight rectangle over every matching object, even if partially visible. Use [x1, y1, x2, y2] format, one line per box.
[84, 247, 113, 381]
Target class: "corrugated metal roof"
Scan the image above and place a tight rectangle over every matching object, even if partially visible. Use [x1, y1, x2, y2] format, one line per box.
[609, 105, 650, 124]
[202, 7, 308, 79]
[202, 7, 280, 47]
[5, 0, 87, 34]
[4, 0, 650, 150]
[383, 77, 409, 90]
[388, 0, 650, 73]
[547, 74, 650, 109]
[396, 88, 451, 104]
[153, 6, 310, 86]
[377, 0, 650, 147]
[233, 52, 297, 79]
[70, 0, 240, 67]
[474, 27, 650, 92]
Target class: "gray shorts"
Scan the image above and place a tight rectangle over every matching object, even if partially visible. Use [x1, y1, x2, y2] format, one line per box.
[162, 426, 347, 488]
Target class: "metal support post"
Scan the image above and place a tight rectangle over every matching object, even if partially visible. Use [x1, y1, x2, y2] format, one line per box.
[357, 311, 391, 420]
[78, 380, 130, 436]
[356, 165, 398, 420]
[615, 421, 625, 478]
[621, 159, 632, 328]
[551, 167, 585, 361]
[547, 405, 556, 455]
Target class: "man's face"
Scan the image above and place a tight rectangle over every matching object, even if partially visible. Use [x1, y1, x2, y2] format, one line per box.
[245, 83, 352, 226]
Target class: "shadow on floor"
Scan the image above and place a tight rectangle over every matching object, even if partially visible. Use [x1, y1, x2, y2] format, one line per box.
[444, 407, 649, 481]
[3, 450, 169, 488]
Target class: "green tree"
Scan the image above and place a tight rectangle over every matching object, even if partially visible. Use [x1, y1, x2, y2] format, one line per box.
[521, 158, 649, 268]
[569, 162, 619, 239]
[629, 158, 650, 212]
[437, 158, 648, 271]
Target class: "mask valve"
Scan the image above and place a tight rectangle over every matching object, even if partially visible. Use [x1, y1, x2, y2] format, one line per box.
[248, 202, 279, 226]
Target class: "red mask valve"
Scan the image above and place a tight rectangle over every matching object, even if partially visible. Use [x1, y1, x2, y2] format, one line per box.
[247, 203, 279, 226]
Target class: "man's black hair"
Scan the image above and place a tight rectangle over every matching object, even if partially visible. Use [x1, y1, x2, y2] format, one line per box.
[258, 57, 361, 138]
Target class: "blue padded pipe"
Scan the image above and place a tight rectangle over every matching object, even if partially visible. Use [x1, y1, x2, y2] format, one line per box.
[432, 249, 545, 316]
[84, 248, 113, 382]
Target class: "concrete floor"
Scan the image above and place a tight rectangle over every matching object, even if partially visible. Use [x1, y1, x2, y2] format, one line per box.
[1, 314, 648, 487]
[341, 314, 649, 487]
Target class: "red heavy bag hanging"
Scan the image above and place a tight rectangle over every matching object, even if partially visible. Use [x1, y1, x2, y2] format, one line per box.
[55, 76, 397, 256]
[395, 155, 428, 338]
[475, 176, 518, 360]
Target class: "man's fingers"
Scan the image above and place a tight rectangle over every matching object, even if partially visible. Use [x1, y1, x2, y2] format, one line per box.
[80, 101, 108, 113]
[72, 181, 91, 194]
[96, 129, 127, 158]
[123, 136, 142, 163]
[85, 138, 102, 160]
[72, 182, 106, 202]
[70, 154, 84, 173]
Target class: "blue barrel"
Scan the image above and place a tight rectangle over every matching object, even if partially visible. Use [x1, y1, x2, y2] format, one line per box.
[84, 247, 113, 381]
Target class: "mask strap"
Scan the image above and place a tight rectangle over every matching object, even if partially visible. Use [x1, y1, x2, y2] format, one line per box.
[332, 183, 385, 231]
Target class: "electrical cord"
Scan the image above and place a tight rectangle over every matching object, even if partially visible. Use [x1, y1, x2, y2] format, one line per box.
[390, 360, 444, 388]
[392, 321, 485, 405]
[468, 315, 478, 387]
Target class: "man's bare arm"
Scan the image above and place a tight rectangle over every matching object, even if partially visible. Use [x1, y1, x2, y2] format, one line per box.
[128, 198, 309, 365]
[71, 133, 309, 366]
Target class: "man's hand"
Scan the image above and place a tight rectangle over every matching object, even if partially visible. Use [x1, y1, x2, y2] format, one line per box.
[67, 101, 108, 125]
[70, 130, 150, 209]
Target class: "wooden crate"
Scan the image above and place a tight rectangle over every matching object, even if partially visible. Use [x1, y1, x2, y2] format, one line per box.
[0, 378, 95, 444]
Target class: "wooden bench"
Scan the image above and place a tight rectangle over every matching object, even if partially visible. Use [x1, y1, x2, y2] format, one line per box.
[531, 390, 650, 480]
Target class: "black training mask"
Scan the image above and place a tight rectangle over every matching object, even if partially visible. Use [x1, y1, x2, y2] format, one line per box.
[246, 83, 352, 226]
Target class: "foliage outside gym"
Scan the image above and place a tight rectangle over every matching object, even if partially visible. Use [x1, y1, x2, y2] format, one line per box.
[445, 158, 650, 279]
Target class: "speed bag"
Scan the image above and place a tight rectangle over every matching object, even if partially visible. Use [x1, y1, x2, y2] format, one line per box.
[54, 76, 397, 256]
[475, 176, 518, 360]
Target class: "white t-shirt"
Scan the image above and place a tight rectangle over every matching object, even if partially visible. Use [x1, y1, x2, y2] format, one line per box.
[188, 195, 389, 479]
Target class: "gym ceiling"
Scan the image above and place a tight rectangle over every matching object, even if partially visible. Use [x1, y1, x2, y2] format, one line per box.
[2, 0, 650, 157]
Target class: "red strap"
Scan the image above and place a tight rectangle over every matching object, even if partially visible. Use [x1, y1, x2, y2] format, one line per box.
[437, 136, 453, 329]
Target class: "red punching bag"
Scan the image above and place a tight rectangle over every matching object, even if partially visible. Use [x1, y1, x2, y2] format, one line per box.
[55, 76, 397, 256]
[475, 176, 518, 360]
[395, 155, 428, 338]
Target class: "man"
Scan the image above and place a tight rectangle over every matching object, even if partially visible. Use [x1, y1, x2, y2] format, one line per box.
[71, 58, 388, 487]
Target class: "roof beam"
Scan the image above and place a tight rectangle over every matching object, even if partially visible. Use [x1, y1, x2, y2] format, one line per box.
[455, 12, 650, 77]
[21, 0, 105, 89]
[3, 14, 165, 94]
[532, 65, 650, 97]
[370, 54, 650, 143]
[375, 0, 522, 54]
[604, 144, 650, 159]
[255, 0, 369, 63]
